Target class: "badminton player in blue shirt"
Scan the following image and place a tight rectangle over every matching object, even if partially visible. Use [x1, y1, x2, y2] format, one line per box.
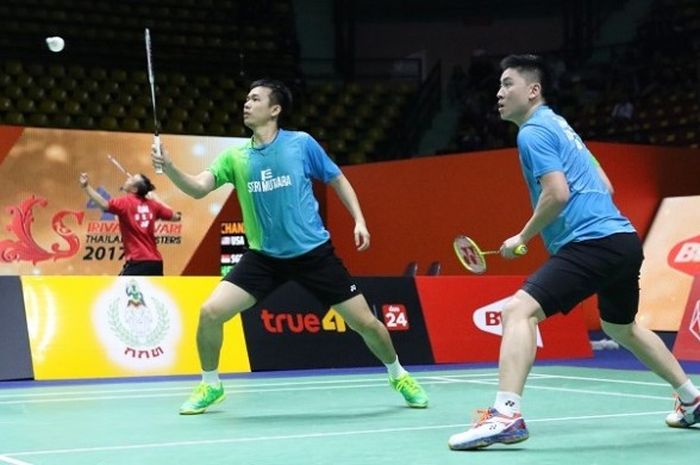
[448, 54, 700, 450]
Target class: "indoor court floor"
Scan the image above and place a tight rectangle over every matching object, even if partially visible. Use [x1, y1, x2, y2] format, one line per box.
[1, 361, 698, 465]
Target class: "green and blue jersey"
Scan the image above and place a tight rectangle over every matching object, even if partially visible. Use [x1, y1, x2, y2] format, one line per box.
[208, 129, 341, 258]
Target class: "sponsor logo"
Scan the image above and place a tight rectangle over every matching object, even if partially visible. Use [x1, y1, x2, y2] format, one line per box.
[94, 278, 181, 370]
[382, 304, 410, 331]
[0, 195, 84, 264]
[247, 169, 293, 193]
[472, 296, 543, 347]
[668, 236, 700, 276]
[260, 308, 346, 334]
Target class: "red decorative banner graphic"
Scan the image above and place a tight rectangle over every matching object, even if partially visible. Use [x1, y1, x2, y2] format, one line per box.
[0, 195, 83, 264]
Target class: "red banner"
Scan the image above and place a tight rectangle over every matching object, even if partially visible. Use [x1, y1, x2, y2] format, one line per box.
[415, 276, 592, 363]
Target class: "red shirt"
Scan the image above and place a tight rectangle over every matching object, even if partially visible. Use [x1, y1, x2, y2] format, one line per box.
[107, 193, 174, 262]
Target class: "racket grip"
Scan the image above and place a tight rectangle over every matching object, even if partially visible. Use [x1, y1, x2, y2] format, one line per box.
[153, 134, 163, 174]
[514, 244, 528, 255]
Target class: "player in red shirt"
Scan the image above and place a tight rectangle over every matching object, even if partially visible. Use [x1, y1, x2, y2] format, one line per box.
[79, 172, 181, 275]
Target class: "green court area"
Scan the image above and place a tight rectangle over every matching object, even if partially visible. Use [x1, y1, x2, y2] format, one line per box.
[0, 366, 696, 465]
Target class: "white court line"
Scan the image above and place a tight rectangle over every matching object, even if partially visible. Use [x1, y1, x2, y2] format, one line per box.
[0, 371, 675, 405]
[0, 455, 34, 465]
[529, 372, 670, 387]
[438, 377, 672, 401]
[0, 380, 460, 406]
[1, 410, 669, 458]
[0, 372, 502, 399]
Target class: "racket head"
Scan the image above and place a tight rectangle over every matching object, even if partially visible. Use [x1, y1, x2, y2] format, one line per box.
[453, 235, 488, 274]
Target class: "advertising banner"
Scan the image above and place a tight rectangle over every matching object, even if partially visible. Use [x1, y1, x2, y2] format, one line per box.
[21, 276, 250, 379]
[0, 126, 245, 275]
[241, 277, 434, 371]
[415, 276, 592, 364]
[638, 196, 700, 331]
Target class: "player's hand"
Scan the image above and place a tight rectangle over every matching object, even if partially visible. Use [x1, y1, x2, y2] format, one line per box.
[151, 142, 172, 172]
[500, 234, 526, 259]
[354, 222, 370, 251]
[79, 172, 89, 188]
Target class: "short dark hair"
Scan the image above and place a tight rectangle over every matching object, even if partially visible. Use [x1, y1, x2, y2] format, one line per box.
[250, 79, 293, 124]
[135, 173, 155, 198]
[500, 54, 552, 101]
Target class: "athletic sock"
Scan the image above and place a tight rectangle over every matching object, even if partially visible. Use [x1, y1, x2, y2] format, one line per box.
[675, 379, 700, 404]
[494, 391, 522, 417]
[385, 356, 408, 380]
[202, 369, 221, 387]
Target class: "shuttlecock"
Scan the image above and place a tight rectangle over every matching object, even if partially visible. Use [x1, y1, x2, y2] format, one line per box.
[46, 36, 65, 52]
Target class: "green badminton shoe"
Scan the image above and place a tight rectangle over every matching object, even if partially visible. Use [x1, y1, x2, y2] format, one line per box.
[390, 373, 428, 408]
[179, 382, 226, 415]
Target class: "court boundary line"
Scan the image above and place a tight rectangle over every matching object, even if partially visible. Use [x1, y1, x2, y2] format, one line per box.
[437, 377, 673, 401]
[1, 410, 669, 458]
[0, 372, 503, 399]
[0, 455, 34, 465]
[0, 371, 677, 405]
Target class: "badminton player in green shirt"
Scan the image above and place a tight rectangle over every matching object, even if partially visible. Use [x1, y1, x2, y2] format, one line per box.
[152, 79, 428, 414]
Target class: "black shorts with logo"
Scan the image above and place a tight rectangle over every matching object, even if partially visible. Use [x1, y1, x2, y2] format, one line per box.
[223, 240, 360, 306]
[522, 232, 644, 324]
[119, 260, 164, 276]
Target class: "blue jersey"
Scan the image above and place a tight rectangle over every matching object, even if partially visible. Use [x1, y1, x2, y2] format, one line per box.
[208, 129, 341, 258]
[517, 106, 635, 253]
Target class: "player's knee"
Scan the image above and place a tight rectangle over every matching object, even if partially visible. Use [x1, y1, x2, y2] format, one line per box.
[601, 320, 633, 342]
[501, 299, 524, 327]
[350, 315, 381, 336]
[501, 291, 543, 327]
[199, 301, 226, 325]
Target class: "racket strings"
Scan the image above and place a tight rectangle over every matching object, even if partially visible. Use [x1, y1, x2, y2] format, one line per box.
[454, 237, 487, 274]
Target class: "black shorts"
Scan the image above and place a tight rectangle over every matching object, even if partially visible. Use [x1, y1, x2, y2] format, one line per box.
[223, 240, 361, 306]
[522, 232, 643, 324]
[119, 260, 164, 276]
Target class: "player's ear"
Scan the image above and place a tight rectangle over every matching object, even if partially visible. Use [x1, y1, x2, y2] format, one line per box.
[270, 104, 281, 118]
[529, 82, 542, 99]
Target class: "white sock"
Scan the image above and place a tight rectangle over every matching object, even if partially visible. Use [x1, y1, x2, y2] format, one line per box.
[385, 356, 408, 380]
[675, 379, 700, 404]
[494, 391, 521, 416]
[202, 369, 220, 387]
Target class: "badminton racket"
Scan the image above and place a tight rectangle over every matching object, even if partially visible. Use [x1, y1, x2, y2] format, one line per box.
[145, 27, 162, 174]
[106, 154, 130, 176]
[453, 235, 527, 274]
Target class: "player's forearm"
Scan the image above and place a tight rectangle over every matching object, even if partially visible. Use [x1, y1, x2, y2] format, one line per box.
[520, 190, 567, 242]
[82, 185, 108, 210]
[331, 175, 366, 225]
[163, 163, 210, 199]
